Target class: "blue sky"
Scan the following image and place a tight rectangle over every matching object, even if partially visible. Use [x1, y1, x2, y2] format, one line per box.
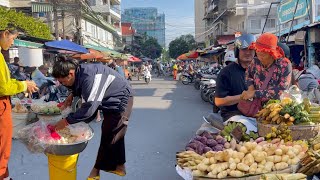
[121, 0, 195, 46]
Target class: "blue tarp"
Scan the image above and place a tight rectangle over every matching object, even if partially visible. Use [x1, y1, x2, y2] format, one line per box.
[45, 40, 89, 54]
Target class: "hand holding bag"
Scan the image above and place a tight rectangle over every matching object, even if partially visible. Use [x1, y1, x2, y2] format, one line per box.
[237, 65, 276, 117]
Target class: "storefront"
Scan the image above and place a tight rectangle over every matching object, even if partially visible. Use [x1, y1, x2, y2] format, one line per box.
[276, 0, 320, 68]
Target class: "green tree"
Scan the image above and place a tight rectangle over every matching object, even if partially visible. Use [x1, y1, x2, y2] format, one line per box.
[181, 34, 197, 50]
[141, 37, 162, 59]
[161, 49, 170, 62]
[168, 37, 189, 59]
[0, 7, 52, 40]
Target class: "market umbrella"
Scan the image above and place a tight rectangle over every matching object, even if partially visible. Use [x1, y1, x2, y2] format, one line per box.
[186, 51, 199, 59]
[177, 53, 188, 60]
[128, 56, 141, 62]
[45, 40, 89, 54]
[72, 49, 104, 60]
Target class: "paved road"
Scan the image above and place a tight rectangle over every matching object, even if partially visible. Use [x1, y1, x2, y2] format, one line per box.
[10, 77, 212, 180]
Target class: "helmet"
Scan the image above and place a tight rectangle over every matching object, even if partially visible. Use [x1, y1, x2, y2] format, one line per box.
[277, 42, 291, 59]
[224, 51, 237, 64]
[234, 34, 256, 59]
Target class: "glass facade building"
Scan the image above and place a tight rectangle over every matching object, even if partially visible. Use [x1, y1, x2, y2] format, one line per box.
[122, 7, 165, 47]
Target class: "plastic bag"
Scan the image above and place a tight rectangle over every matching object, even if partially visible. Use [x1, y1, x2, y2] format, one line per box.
[18, 121, 93, 153]
[280, 85, 302, 103]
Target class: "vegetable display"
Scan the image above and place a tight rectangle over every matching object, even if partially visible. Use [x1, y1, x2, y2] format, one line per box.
[255, 98, 316, 125]
[220, 122, 258, 142]
[265, 124, 292, 142]
[185, 132, 227, 154]
[298, 135, 320, 175]
[31, 101, 61, 115]
[12, 102, 28, 113]
[178, 139, 306, 178]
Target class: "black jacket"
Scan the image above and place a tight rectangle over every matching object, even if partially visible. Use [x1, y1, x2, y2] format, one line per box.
[66, 63, 132, 124]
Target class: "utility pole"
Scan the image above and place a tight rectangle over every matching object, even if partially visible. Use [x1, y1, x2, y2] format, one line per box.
[52, 0, 59, 40]
[62, 10, 65, 39]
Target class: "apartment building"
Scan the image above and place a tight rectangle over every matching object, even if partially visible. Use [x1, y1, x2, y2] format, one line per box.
[194, 0, 206, 47]
[203, 0, 278, 47]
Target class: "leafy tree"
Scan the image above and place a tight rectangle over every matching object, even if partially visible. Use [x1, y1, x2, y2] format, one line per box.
[168, 34, 197, 59]
[161, 49, 170, 62]
[141, 37, 162, 59]
[181, 34, 197, 50]
[168, 37, 189, 59]
[0, 7, 52, 40]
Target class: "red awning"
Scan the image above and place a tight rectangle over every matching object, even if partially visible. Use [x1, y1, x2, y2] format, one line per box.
[217, 35, 235, 45]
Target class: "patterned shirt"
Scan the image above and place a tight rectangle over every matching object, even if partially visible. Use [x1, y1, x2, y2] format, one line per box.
[246, 58, 292, 101]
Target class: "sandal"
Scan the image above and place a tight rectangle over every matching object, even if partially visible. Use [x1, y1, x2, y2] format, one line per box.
[108, 170, 126, 176]
[87, 176, 100, 180]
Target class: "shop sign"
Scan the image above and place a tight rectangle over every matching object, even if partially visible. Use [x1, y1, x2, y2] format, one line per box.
[14, 39, 43, 48]
[278, 0, 310, 24]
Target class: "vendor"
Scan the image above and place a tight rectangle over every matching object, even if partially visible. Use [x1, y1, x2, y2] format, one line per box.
[242, 33, 292, 102]
[0, 27, 38, 180]
[215, 34, 256, 132]
[52, 57, 133, 180]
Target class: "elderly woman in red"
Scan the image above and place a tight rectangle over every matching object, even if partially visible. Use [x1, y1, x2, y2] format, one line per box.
[241, 33, 292, 102]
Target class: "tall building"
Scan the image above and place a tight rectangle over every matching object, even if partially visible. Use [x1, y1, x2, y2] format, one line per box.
[203, 0, 278, 47]
[122, 7, 165, 47]
[194, 0, 206, 47]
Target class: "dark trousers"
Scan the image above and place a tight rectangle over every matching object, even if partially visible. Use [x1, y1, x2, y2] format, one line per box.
[94, 96, 134, 171]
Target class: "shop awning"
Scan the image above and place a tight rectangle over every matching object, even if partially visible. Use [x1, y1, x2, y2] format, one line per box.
[217, 35, 235, 45]
[14, 39, 43, 48]
[45, 40, 88, 54]
[73, 49, 104, 60]
[31, 2, 53, 13]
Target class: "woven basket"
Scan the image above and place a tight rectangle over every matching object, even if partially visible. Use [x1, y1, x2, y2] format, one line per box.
[257, 122, 320, 140]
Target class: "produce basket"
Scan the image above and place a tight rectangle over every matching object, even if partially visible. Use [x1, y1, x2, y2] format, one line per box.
[44, 126, 94, 155]
[176, 165, 299, 180]
[257, 122, 320, 140]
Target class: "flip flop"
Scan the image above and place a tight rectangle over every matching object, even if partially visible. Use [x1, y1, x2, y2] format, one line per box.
[108, 170, 126, 176]
[87, 176, 100, 180]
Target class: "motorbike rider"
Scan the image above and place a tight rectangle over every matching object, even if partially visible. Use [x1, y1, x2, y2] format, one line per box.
[215, 34, 257, 132]
[223, 51, 237, 67]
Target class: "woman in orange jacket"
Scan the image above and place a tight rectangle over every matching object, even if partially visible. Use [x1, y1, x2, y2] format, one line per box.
[0, 28, 38, 180]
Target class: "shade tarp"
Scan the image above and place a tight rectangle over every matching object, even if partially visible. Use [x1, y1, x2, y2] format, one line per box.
[73, 49, 104, 60]
[45, 40, 88, 54]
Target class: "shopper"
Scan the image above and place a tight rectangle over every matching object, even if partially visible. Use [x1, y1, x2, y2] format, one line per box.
[0, 28, 38, 180]
[241, 33, 292, 102]
[52, 57, 133, 180]
[215, 34, 256, 132]
[172, 62, 178, 80]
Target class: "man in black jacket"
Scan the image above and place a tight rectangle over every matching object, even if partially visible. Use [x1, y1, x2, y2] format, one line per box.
[52, 57, 133, 179]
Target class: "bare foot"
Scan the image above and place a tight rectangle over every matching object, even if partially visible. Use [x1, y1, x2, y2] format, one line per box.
[88, 168, 100, 178]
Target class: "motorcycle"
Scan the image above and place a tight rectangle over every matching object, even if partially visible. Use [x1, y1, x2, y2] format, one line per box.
[181, 71, 195, 85]
[200, 79, 216, 102]
[143, 69, 152, 84]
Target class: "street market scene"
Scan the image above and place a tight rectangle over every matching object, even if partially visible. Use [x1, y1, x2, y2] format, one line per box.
[2, 0, 320, 180]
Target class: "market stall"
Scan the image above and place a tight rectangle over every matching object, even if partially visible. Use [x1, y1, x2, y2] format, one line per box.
[176, 86, 320, 180]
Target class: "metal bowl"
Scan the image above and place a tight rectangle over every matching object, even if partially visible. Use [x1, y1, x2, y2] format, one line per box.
[44, 126, 94, 155]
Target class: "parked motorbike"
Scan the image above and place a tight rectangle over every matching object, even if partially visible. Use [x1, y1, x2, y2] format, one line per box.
[200, 79, 216, 102]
